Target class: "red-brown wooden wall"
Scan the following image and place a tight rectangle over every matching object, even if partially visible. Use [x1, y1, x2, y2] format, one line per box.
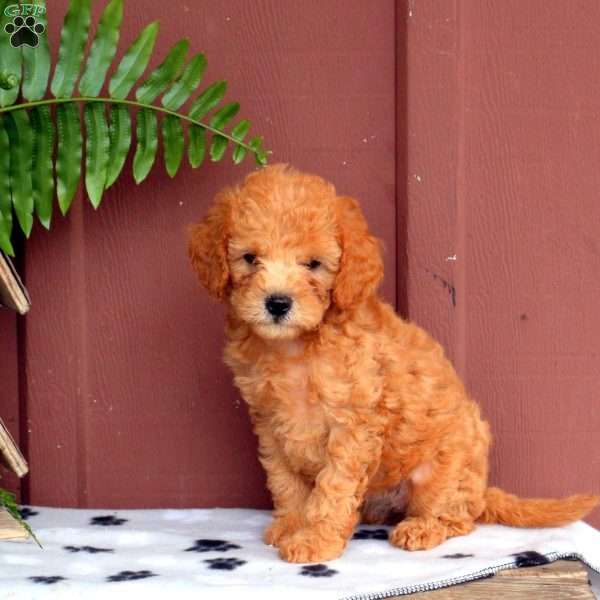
[0, 0, 598, 526]
[401, 0, 600, 526]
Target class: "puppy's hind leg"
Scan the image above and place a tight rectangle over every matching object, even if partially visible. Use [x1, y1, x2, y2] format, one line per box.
[389, 456, 486, 551]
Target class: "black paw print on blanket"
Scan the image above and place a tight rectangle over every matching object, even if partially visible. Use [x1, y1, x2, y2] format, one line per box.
[64, 545, 114, 554]
[352, 528, 389, 540]
[511, 551, 550, 568]
[18, 507, 39, 520]
[107, 570, 156, 582]
[204, 557, 246, 571]
[300, 564, 338, 577]
[185, 539, 241, 552]
[90, 515, 128, 526]
[4, 16, 45, 48]
[29, 576, 65, 585]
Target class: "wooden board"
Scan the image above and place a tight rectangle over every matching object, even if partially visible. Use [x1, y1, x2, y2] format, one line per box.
[405, 561, 593, 600]
[0, 252, 30, 315]
[0, 416, 28, 478]
[0, 509, 28, 541]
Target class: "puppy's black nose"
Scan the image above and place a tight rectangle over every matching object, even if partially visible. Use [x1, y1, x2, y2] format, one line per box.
[265, 294, 293, 318]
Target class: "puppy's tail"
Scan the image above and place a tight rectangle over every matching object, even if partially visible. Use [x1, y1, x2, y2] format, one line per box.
[477, 487, 600, 527]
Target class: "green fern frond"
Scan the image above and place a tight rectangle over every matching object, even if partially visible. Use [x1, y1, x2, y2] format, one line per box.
[0, 0, 269, 256]
[0, 488, 41, 548]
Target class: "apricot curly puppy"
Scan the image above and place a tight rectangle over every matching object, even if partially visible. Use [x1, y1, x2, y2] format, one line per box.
[188, 164, 598, 563]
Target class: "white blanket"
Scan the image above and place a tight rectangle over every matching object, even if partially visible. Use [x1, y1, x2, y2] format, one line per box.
[1, 507, 599, 599]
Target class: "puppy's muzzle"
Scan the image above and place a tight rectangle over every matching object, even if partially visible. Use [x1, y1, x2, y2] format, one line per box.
[265, 294, 293, 321]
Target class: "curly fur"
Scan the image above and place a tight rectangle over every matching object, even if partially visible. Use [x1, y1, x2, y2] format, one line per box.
[188, 164, 599, 563]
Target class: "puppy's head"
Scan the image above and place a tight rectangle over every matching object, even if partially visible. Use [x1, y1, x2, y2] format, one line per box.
[188, 164, 383, 340]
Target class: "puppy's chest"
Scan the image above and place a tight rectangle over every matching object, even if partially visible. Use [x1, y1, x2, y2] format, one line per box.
[263, 359, 330, 477]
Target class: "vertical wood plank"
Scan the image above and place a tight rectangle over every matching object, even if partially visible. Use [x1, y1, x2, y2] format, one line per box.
[402, 0, 600, 527]
[401, 0, 465, 370]
[461, 0, 600, 525]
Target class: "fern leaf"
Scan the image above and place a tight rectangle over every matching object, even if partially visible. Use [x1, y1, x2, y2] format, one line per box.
[161, 115, 184, 178]
[56, 104, 82, 215]
[0, 73, 17, 91]
[0, 0, 22, 107]
[136, 39, 189, 104]
[188, 125, 206, 168]
[84, 104, 110, 208]
[5, 111, 34, 237]
[231, 120, 251, 164]
[0, 490, 41, 547]
[51, 0, 92, 98]
[133, 108, 157, 184]
[209, 102, 240, 130]
[161, 53, 206, 111]
[188, 81, 227, 120]
[106, 104, 131, 189]
[207, 101, 239, 163]
[0, 212, 13, 256]
[109, 21, 159, 100]
[249, 136, 268, 166]
[0, 0, 270, 254]
[231, 119, 251, 140]
[231, 145, 247, 165]
[30, 107, 55, 229]
[0, 117, 11, 223]
[22, 0, 50, 101]
[209, 135, 228, 162]
[0, 117, 13, 254]
[79, 0, 123, 97]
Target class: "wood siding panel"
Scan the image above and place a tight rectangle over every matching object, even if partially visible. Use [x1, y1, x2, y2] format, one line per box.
[401, 0, 464, 369]
[402, 0, 600, 526]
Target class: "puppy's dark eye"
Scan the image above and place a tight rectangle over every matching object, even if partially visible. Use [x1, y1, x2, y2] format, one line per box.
[307, 259, 321, 270]
[243, 253, 256, 265]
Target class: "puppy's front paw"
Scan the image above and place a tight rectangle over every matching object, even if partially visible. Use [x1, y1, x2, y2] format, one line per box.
[278, 528, 346, 563]
[389, 516, 448, 551]
[263, 514, 302, 547]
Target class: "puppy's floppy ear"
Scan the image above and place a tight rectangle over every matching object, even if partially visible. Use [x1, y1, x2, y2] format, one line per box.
[188, 192, 231, 300]
[333, 196, 384, 310]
